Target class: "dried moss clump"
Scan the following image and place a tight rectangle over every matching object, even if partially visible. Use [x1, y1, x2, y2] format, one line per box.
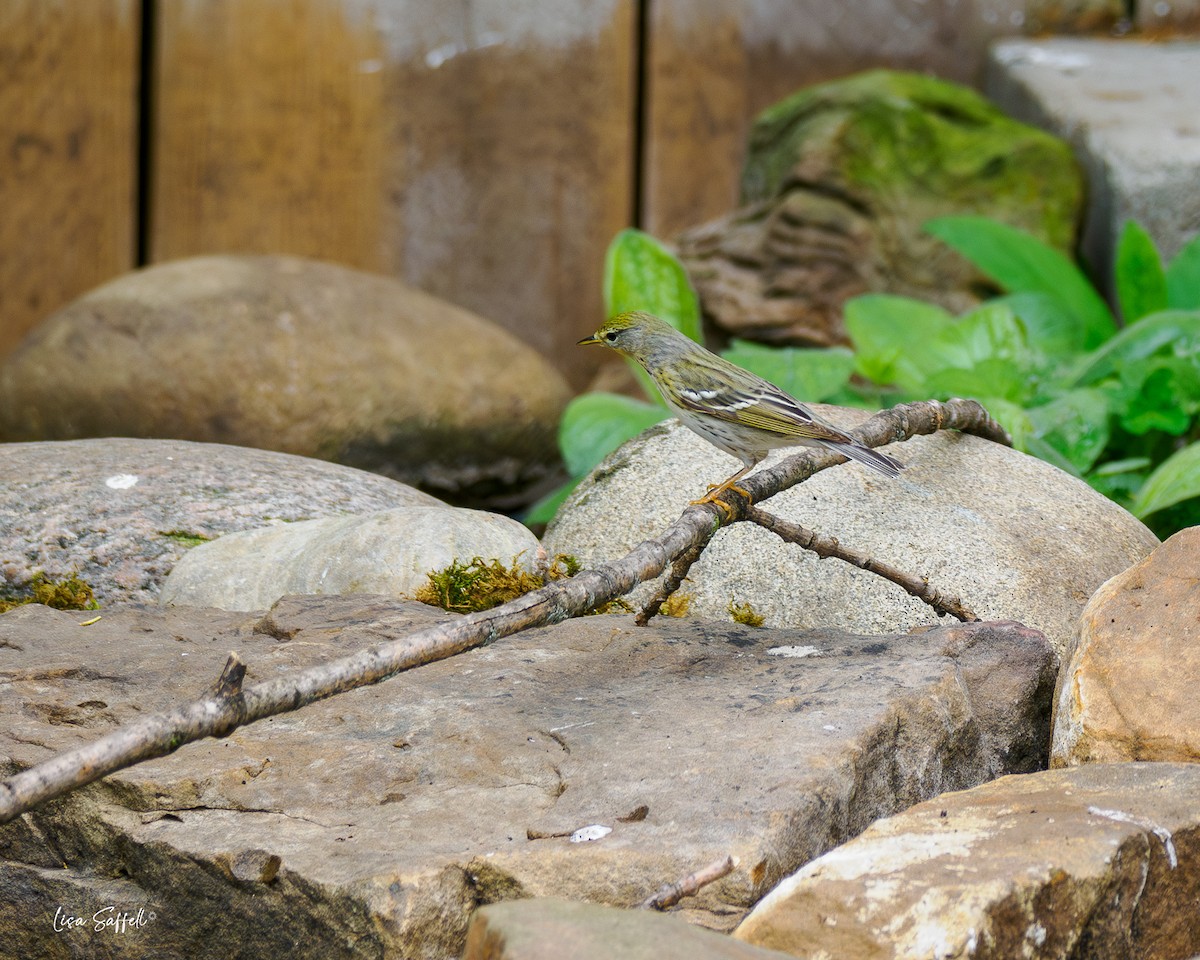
[415, 555, 584, 614]
[728, 599, 765, 627]
[414, 554, 642, 615]
[0, 573, 99, 614]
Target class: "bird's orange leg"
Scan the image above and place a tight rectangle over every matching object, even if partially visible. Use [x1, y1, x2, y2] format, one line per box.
[691, 464, 754, 518]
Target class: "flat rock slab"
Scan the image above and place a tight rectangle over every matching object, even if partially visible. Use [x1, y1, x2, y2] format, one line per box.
[465, 899, 792, 960]
[0, 599, 1055, 959]
[735, 763, 1200, 959]
[0, 438, 439, 605]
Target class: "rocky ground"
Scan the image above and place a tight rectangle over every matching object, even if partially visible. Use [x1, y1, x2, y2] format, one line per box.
[1, 428, 1197, 959]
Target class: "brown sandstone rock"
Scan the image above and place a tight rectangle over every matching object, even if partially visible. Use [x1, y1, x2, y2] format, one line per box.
[734, 763, 1200, 960]
[1051, 527, 1200, 766]
[0, 255, 571, 506]
[464, 899, 791, 960]
[0, 599, 1054, 959]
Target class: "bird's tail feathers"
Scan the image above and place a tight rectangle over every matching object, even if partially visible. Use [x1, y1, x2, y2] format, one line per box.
[825, 440, 903, 478]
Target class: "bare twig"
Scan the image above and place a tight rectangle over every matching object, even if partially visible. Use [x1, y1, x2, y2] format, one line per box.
[0, 399, 1005, 825]
[745, 507, 978, 621]
[636, 538, 708, 626]
[640, 855, 737, 910]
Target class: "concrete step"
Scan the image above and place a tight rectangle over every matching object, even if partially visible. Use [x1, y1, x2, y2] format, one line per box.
[985, 38, 1200, 303]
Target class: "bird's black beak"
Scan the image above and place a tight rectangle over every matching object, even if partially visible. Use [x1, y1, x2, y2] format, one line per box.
[577, 334, 602, 346]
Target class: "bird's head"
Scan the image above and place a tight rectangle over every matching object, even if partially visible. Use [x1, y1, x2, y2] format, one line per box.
[577, 311, 681, 362]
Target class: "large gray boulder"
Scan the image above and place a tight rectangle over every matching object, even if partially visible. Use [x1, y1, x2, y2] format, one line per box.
[0, 255, 571, 506]
[544, 409, 1159, 658]
[0, 438, 439, 605]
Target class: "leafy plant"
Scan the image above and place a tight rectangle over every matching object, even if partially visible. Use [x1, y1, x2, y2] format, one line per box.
[525, 229, 865, 526]
[529, 218, 1200, 539]
[845, 217, 1200, 535]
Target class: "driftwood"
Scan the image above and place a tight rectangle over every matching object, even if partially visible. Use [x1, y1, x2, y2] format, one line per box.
[0, 398, 1008, 825]
[640, 855, 738, 910]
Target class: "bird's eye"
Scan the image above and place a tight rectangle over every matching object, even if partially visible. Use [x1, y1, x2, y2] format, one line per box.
[604, 331, 617, 342]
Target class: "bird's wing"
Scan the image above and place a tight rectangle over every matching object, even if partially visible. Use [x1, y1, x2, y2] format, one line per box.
[670, 351, 854, 443]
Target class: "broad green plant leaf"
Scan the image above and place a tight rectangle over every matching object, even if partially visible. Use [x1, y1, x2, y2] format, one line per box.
[844, 294, 954, 391]
[1069, 310, 1200, 386]
[1025, 388, 1110, 473]
[720, 342, 856, 401]
[558, 391, 667, 478]
[919, 303, 1039, 404]
[1115, 220, 1168, 323]
[996, 291, 1087, 356]
[523, 479, 580, 527]
[1166, 230, 1200, 309]
[603, 229, 702, 339]
[1115, 358, 1200, 436]
[602, 228, 702, 402]
[1131, 441, 1200, 518]
[925, 215, 1116, 348]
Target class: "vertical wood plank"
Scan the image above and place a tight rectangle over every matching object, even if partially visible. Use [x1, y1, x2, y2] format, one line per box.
[380, 1, 637, 385]
[151, 0, 637, 388]
[151, 0, 389, 271]
[0, 0, 138, 358]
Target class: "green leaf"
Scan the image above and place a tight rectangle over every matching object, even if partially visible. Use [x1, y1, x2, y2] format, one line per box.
[523, 479, 580, 528]
[925, 215, 1116, 348]
[1115, 221, 1168, 323]
[1166, 231, 1200, 310]
[919, 303, 1039, 404]
[844, 294, 954, 389]
[1069, 310, 1200, 386]
[558, 392, 667, 477]
[602, 229, 702, 401]
[603, 229, 702, 340]
[721, 342, 855, 401]
[995, 291, 1086, 356]
[1025, 388, 1111, 474]
[1131, 441, 1200, 518]
[1115, 358, 1200, 436]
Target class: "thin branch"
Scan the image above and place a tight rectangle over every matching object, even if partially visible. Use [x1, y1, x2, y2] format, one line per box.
[745, 506, 978, 622]
[640, 855, 737, 910]
[0, 399, 1005, 825]
[636, 537, 708, 626]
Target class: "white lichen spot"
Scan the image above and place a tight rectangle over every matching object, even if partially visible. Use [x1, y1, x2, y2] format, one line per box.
[1087, 806, 1178, 868]
[569, 824, 611, 843]
[105, 474, 139, 490]
[767, 645, 821, 658]
[1026, 922, 1047, 946]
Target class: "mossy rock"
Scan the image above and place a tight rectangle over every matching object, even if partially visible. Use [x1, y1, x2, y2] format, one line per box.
[678, 69, 1085, 346]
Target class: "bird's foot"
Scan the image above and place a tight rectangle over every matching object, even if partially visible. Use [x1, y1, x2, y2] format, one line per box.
[690, 482, 753, 520]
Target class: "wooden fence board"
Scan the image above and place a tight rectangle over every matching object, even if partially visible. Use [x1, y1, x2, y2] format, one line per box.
[0, 0, 138, 358]
[152, 0, 637, 387]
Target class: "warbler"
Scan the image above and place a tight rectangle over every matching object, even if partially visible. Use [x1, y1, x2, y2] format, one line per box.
[578, 311, 902, 507]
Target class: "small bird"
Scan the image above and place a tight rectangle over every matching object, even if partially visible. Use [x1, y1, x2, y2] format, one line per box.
[578, 311, 902, 509]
